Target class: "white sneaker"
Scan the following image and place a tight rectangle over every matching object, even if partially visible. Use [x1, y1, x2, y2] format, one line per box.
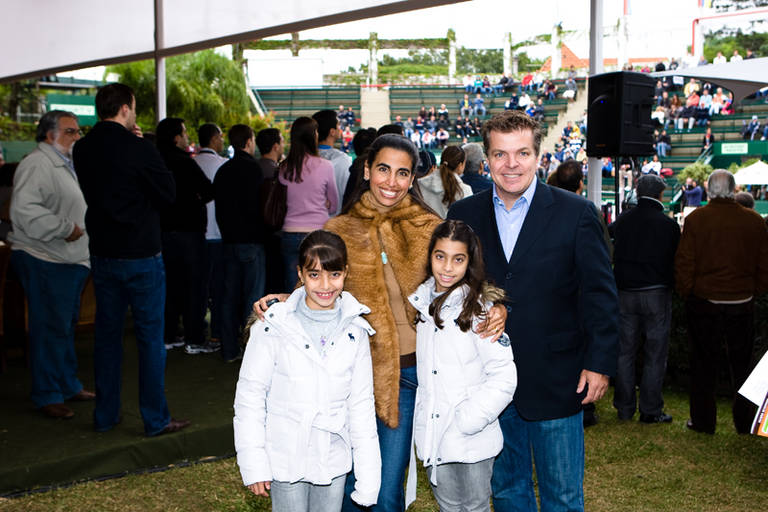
[184, 343, 218, 355]
[164, 337, 185, 350]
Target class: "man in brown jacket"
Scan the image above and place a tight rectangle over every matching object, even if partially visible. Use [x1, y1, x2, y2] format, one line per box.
[675, 169, 768, 434]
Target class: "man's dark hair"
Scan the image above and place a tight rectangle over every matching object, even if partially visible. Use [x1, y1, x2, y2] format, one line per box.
[156, 118, 185, 149]
[197, 123, 221, 148]
[256, 128, 281, 155]
[312, 110, 339, 141]
[228, 124, 254, 150]
[481, 110, 543, 156]
[553, 160, 583, 193]
[95, 83, 135, 120]
[36, 110, 77, 143]
[353, 128, 377, 156]
[636, 174, 666, 199]
[377, 124, 404, 136]
[735, 191, 755, 209]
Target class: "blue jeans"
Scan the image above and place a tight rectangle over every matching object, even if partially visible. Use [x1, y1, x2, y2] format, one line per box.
[614, 289, 672, 418]
[427, 458, 494, 512]
[343, 365, 417, 512]
[272, 475, 346, 512]
[281, 232, 308, 292]
[91, 254, 171, 435]
[492, 404, 584, 512]
[220, 243, 265, 360]
[10, 250, 89, 408]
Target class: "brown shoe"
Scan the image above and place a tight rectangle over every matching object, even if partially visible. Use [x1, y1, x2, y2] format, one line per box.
[40, 403, 75, 419]
[155, 418, 191, 436]
[68, 389, 96, 402]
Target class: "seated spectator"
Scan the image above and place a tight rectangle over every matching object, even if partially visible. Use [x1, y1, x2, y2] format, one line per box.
[545, 80, 557, 100]
[496, 73, 509, 95]
[470, 117, 483, 137]
[669, 94, 683, 131]
[762, 119, 768, 141]
[721, 93, 735, 115]
[410, 129, 422, 148]
[563, 77, 578, 100]
[454, 116, 466, 139]
[680, 90, 700, 131]
[473, 93, 487, 117]
[655, 129, 671, 157]
[342, 125, 354, 153]
[640, 155, 662, 175]
[436, 127, 450, 148]
[654, 80, 665, 105]
[463, 74, 474, 93]
[459, 94, 473, 118]
[393, 115, 404, 130]
[731, 50, 743, 62]
[742, 115, 761, 140]
[683, 78, 700, 98]
[710, 87, 725, 116]
[345, 107, 356, 127]
[651, 105, 666, 127]
[560, 121, 574, 144]
[426, 115, 438, 133]
[437, 104, 450, 121]
[421, 130, 435, 149]
[601, 157, 614, 178]
[521, 72, 533, 92]
[418, 106, 428, 120]
[507, 91, 520, 111]
[337, 104, 346, 126]
[403, 116, 414, 138]
[414, 116, 425, 134]
[428, 106, 437, 119]
[518, 92, 532, 110]
[482, 75, 493, 95]
[473, 75, 484, 94]
[532, 98, 545, 122]
[525, 102, 536, 118]
[702, 126, 716, 151]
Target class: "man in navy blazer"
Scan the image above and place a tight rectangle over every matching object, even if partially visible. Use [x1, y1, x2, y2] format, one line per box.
[447, 111, 618, 512]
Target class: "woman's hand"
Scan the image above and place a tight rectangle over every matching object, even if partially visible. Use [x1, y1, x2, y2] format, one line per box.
[247, 481, 271, 497]
[252, 294, 290, 320]
[475, 304, 507, 342]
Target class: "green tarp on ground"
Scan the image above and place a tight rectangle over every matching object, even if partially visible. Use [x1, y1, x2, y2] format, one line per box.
[0, 326, 240, 496]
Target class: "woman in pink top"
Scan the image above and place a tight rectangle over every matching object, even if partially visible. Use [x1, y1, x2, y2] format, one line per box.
[278, 117, 339, 291]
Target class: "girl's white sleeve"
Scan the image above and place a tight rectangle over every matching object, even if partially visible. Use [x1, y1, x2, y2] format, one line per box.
[233, 323, 276, 486]
[347, 330, 381, 506]
[454, 315, 517, 436]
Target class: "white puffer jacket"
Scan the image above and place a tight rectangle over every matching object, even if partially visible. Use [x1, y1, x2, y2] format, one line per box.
[234, 288, 380, 506]
[408, 279, 516, 482]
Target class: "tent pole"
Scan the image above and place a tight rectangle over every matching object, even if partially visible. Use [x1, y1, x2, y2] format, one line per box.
[154, 0, 166, 123]
[586, 0, 604, 208]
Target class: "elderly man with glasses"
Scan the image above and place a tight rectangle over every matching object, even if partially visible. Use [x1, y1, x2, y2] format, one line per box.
[8, 110, 94, 419]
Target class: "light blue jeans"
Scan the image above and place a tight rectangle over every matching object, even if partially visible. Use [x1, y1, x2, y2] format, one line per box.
[427, 457, 494, 512]
[271, 475, 346, 512]
[342, 365, 417, 512]
[491, 404, 584, 512]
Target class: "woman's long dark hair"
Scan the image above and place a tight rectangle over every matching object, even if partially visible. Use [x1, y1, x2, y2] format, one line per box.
[438, 145, 466, 207]
[340, 133, 436, 215]
[423, 220, 505, 332]
[280, 116, 318, 183]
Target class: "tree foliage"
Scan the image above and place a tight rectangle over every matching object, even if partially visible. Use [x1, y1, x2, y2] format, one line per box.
[107, 50, 251, 133]
[677, 162, 714, 184]
[703, 28, 768, 61]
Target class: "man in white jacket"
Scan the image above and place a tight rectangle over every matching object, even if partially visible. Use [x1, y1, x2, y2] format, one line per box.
[9, 110, 94, 419]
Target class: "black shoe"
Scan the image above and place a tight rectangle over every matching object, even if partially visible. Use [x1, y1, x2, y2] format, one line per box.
[686, 419, 715, 434]
[639, 412, 673, 424]
[583, 411, 599, 428]
[617, 412, 634, 421]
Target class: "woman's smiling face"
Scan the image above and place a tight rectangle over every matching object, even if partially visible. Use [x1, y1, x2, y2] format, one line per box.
[364, 147, 415, 208]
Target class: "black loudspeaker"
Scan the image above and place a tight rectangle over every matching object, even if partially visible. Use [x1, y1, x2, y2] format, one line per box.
[586, 71, 655, 157]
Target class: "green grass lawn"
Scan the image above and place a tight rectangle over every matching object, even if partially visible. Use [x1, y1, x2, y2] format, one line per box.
[2, 388, 766, 512]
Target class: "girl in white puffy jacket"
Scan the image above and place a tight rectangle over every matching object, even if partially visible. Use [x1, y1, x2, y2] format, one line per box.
[408, 220, 517, 512]
[234, 230, 380, 511]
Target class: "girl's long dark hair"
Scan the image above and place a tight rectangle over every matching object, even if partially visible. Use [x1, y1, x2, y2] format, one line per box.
[340, 133, 436, 215]
[280, 116, 318, 183]
[424, 220, 505, 332]
[438, 145, 466, 207]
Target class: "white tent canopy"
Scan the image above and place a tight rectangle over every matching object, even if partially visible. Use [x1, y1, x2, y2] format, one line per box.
[0, 0, 464, 83]
[652, 57, 768, 101]
[734, 160, 768, 185]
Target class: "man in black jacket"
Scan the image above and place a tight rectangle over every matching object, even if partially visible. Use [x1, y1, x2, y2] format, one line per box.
[73, 83, 190, 436]
[213, 124, 265, 362]
[609, 175, 680, 424]
[156, 117, 214, 355]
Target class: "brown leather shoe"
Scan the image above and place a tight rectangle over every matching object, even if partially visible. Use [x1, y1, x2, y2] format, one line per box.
[68, 389, 96, 401]
[155, 418, 191, 436]
[40, 403, 75, 419]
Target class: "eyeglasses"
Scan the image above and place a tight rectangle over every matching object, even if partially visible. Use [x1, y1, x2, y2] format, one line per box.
[63, 128, 82, 136]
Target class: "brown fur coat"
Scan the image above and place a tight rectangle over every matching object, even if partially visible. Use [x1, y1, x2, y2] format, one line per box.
[325, 191, 441, 427]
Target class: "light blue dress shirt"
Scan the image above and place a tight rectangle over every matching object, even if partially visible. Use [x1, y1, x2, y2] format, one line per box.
[493, 177, 538, 262]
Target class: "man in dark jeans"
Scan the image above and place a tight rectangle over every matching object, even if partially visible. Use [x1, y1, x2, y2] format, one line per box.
[675, 170, 768, 434]
[213, 124, 266, 362]
[156, 117, 214, 355]
[73, 83, 190, 436]
[609, 175, 680, 424]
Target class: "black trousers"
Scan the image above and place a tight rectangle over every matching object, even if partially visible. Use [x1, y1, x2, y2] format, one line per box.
[686, 296, 757, 434]
[161, 231, 207, 346]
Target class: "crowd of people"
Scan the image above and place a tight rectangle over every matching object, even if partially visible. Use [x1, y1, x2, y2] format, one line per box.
[5, 78, 768, 512]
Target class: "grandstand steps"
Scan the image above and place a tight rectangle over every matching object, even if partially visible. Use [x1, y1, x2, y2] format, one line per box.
[541, 93, 588, 155]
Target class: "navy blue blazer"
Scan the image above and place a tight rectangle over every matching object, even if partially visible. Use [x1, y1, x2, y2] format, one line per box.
[447, 180, 618, 421]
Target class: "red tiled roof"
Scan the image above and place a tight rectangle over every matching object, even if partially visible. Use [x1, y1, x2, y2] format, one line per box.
[538, 43, 665, 72]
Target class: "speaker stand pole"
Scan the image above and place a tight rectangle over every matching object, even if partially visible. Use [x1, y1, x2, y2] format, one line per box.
[614, 154, 620, 218]
[586, 0, 604, 208]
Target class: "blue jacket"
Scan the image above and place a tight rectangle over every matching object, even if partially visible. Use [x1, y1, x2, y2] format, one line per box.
[448, 181, 618, 421]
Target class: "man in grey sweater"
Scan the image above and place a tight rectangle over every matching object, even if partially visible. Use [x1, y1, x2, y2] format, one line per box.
[8, 110, 94, 419]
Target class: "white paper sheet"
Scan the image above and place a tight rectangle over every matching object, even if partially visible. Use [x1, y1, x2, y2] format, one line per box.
[739, 350, 768, 405]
